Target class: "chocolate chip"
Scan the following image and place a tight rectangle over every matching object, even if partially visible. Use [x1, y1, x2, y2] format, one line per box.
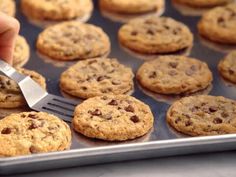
[97, 76, 105, 82]
[149, 71, 157, 78]
[185, 66, 196, 76]
[213, 118, 223, 124]
[88, 60, 97, 65]
[6, 80, 11, 85]
[164, 25, 170, 30]
[217, 17, 225, 23]
[169, 62, 178, 68]
[89, 109, 102, 116]
[130, 115, 140, 123]
[101, 96, 108, 100]
[21, 114, 26, 118]
[125, 105, 135, 113]
[1, 128, 11, 134]
[29, 146, 38, 154]
[190, 106, 199, 112]
[101, 88, 112, 93]
[175, 117, 181, 124]
[81, 86, 88, 91]
[131, 31, 138, 36]
[28, 123, 39, 130]
[221, 112, 229, 118]
[185, 121, 192, 126]
[102, 114, 112, 120]
[209, 106, 218, 113]
[28, 114, 37, 119]
[168, 70, 177, 76]
[112, 80, 121, 85]
[229, 69, 235, 75]
[147, 29, 155, 35]
[108, 99, 118, 106]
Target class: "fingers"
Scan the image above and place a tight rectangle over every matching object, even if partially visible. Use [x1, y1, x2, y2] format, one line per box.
[0, 12, 20, 65]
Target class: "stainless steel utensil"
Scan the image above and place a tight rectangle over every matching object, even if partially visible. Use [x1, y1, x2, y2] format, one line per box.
[0, 60, 78, 122]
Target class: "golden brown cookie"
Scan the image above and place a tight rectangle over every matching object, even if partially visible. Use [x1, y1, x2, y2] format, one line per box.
[21, 0, 93, 21]
[173, 0, 233, 8]
[137, 55, 213, 95]
[13, 35, 30, 68]
[0, 68, 46, 108]
[0, 112, 71, 157]
[60, 58, 134, 99]
[167, 95, 236, 136]
[118, 16, 193, 54]
[218, 50, 236, 83]
[37, 21, 111, 60]
[99, 0, 164, 14]
[198, 3, 236, 44]
[73, 95, 154, 141]
[0, 0, 15, 16]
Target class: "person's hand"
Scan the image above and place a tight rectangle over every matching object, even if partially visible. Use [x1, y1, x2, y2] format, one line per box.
[0, 12, 20, 65]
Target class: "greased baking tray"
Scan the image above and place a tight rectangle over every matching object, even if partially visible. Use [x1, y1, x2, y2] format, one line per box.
[1, 0, 236, 175]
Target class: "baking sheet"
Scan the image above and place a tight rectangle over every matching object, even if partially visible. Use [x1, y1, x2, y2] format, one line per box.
[1, 0, 236, 175]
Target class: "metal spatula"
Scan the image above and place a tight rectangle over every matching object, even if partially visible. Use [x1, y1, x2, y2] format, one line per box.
[0, 60, 79, 122]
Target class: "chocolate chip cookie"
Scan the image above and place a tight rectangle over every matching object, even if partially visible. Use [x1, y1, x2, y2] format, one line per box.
[99, 0, 164, 14]
[118, 16, 193, 54]
[198, 3, 236, 44]
[21, 0, 93, 21]
[0, 68, 46, 108]
[167, 95, 236, 136]
[172, 0, 233, 8]
[13, 35, 30, 68]
[0, 0, 15, 16]
[137, 55, 213, 94]
[0, 112, 71, 157]
[60, 58, 134, 99]
[73, 95, 154, 141]
[218, 50, 236, 83]
[37, 21, 110, 60]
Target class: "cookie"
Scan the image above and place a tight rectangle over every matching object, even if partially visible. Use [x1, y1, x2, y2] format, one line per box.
[118, 16, 193, 54]
[37, 21, 110, 60]
[0, 0, 15, 16]
[73, 95, 154, 141]
[60, 58, 134, 99]
[172, 0, 233, 8]
[198, 3, 236, 44]
[137, 55, 213, 94]
[218, 50, 236, 83]
[0, 68, 46, 108]
[13, 35, 30, 68]
[167, 95, 236, 136]
[99, 0, 164, 14]
[0, 111, 71, 157]
[21, 0, 93, 21]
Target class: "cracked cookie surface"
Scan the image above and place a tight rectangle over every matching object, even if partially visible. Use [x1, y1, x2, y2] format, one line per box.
[99, 0, 164, 14]
[218, 50, 236, 83]
[0, 111, 71, 157]
[0, 68, 46, 108]
[137, 55, 213, 95]
[60, 58, 134, 99]
[13, 35, 30, 68]
[37, 21, 110, 60]
[173, 0, 233, 8]
[198, 3, 236, 44]
[118, 16, 193, 54]
[21, 0, 93, 21]
[167, 95, 236, 136]
[73, 95, 154, 141]
[0, 0, 15, 16]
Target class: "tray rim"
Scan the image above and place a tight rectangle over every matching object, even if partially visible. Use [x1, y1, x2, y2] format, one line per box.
[1, 133, 236, 165]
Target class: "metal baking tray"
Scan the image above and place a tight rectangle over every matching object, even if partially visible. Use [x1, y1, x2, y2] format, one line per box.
[1, 0, 236, 175]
